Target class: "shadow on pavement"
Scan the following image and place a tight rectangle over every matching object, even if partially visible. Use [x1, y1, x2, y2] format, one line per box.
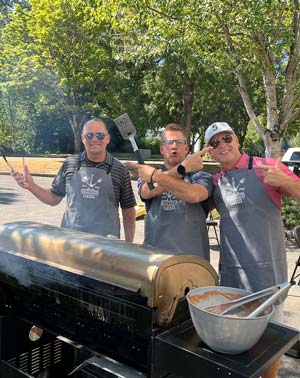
[0, 188, 21, 205]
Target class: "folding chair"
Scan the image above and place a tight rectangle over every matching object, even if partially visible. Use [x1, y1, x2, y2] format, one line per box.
[206, 212, 220, 247]
[285, 225, 300, 359]
[290, 225, 300, 285]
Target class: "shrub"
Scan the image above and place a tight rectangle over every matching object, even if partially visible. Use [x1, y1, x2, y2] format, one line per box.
[282, 197, 300, 229]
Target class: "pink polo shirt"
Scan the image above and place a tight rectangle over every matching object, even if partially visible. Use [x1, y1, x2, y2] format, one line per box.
[213, 153, 300, 208]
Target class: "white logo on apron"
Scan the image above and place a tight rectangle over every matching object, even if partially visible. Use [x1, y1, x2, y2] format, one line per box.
[161, 192, 181, 210]
[224, 177, 246, 206]
[80, 174, 103, 199]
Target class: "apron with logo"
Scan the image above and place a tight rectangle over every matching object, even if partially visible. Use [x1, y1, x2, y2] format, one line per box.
[61, 160, 120, 237]
[214, 157, 287, 299]
[144, 176, 210, 260]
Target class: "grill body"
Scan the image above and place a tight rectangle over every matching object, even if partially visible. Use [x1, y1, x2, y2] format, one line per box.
[0, 222, 298, 378]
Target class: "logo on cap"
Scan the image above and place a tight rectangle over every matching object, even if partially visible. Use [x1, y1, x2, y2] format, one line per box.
[212, 124, 218, 131]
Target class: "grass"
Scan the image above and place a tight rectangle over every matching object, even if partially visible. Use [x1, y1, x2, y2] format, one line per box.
[0, 154, 220, 177]
[0, 156, 65, 175]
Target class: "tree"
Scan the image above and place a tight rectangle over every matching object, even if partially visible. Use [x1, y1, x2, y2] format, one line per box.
[27, 0, 121, 152]
[3, 0, 298, 157]
[195, 0, 300, 157]
[0, 0, 41, 152]
[0, 1, 156, 153]
[1, 0, 124, 153]
[105, 0, 203, 139]
[109, 0, 300, 156]
[243, 120, 265, 156]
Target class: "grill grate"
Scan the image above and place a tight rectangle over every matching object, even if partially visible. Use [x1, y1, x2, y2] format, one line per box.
[5, 339, 62, 376]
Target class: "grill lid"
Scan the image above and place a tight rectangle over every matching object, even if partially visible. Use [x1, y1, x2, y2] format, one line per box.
[0, 222, 218, 326]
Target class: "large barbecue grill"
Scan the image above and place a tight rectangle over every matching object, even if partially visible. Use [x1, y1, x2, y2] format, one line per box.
[0, 222, 298, 378]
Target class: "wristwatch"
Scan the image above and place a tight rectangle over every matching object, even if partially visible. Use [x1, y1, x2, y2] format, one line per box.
[177, 163, 186, 177]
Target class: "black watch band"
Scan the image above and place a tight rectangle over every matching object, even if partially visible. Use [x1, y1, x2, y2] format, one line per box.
[177, 164, 186, 177]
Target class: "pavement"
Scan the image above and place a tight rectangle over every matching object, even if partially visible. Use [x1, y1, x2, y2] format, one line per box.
[0, 173, 300, 377]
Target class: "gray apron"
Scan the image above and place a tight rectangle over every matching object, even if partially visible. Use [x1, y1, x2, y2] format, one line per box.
[144, 176, 210, 260]
[61, 161, 120, 237]
[214, 157, 287, 301]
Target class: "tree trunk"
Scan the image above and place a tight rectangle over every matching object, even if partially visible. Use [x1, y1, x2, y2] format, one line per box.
[182, 76, 194, 145]
[263, 133, 282, 157]
[218, 9, 300, 158]
[68, 112, 87, 153]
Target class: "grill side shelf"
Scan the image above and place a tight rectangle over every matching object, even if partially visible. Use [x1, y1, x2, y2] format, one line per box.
[152, 319, 299, 378]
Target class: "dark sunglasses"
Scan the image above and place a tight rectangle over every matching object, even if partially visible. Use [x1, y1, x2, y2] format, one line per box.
[162, 139, 187, 146]
[209, 135, 233, 149]
[83, 132, 107, 140]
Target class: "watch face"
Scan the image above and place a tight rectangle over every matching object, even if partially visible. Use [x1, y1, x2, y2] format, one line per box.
[177, 164, 186, 176]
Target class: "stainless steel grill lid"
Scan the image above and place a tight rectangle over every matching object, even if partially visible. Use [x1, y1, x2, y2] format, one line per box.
[0, 222, 218, 325]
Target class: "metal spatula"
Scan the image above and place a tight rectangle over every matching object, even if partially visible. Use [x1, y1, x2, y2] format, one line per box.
[114, 113, 154, 190]
[114, 113, 145, 165]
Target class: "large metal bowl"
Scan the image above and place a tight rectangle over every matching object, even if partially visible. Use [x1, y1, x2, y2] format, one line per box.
[187, 286, 274, 354]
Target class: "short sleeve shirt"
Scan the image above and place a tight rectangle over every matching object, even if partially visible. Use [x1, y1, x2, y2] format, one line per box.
[51, 151, 136, 209]
[213, 153, 300, 208]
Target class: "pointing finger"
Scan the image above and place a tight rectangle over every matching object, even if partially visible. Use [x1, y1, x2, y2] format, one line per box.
[254, 158, 282, 171]
[275, 157, 282, 168]
[125, 161, 140, 169]
[197, 146, 214, 156]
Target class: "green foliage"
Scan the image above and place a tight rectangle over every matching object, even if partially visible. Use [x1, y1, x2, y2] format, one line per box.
[139, 135, 161, 154]
[243, 121, 265, 156]
[282, 197, 300, 230]
[289, 132, 300, 148]
[1, 0, 300, 156]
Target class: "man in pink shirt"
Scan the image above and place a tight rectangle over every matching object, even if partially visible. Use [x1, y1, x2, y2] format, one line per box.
[213, 148, 298, 208]
[181, 122, 300, 378]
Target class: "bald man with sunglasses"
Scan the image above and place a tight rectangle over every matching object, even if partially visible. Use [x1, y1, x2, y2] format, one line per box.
[179, 122, 300, 378]
[12, 118, 136, 241]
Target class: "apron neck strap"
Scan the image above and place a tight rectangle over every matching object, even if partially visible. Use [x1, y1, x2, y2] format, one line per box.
[95, 161, 113, 174]
[76, 154, 82, 171]
[106, 163, 112, 174]
[248, 156, 253, 170]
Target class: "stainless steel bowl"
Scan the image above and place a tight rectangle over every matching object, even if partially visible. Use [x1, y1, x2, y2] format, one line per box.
[187, 286, 274, 354]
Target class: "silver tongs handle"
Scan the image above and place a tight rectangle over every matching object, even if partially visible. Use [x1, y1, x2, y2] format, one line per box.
[220, 284, 282, 315]
[247, 282, 291, 318]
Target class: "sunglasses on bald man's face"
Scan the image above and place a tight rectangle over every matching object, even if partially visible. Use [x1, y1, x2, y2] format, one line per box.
[209, 135, 233, 149]
[83, 132, 107, 140]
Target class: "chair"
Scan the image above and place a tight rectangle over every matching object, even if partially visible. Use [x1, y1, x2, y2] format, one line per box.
[285, 225, 300, 359]
[290, 225, 300, 285]
[206, 212, 220, 247]
[294, 225, 300, 247]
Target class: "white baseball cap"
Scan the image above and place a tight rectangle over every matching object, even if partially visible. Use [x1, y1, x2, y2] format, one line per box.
[205, 122, 234, 144]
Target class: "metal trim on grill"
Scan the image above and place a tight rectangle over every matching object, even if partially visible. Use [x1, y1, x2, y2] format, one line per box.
[0, 222, 218, 326]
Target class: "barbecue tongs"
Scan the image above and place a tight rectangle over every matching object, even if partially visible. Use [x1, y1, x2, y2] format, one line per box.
[0, 148, 15, 171]
[205, 282, 290, 316]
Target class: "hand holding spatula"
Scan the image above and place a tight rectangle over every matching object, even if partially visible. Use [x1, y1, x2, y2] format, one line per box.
[114, 113, 154, 190]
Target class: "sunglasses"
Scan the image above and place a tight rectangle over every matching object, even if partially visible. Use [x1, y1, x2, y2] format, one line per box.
[209, 135, 233, 149]
[83, 132, 108, 140]
[162, 139, 187, 146]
